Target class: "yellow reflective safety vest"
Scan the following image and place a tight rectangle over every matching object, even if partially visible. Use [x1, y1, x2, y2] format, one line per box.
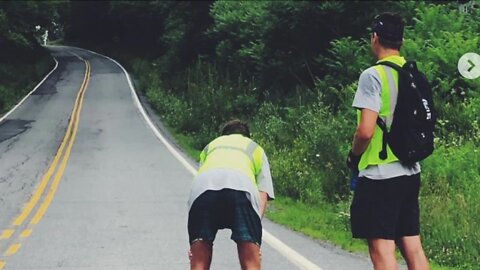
[358, 55, 406, 170]
[198, 134, 264, 186]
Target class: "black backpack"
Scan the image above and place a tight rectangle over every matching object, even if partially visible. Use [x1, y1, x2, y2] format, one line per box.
[375, 61, 436, 164]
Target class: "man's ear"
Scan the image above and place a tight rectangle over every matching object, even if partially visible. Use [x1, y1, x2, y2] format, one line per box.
[371, 32, 379, 44]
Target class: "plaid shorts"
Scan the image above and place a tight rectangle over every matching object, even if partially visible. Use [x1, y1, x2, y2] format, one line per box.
[188, 189, 262, 246]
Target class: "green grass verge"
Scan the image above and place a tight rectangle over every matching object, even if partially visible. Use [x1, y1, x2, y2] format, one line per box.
[171, 130, 201, 162]
[265, 197, 459, 270]
[266, 196, 367, 253]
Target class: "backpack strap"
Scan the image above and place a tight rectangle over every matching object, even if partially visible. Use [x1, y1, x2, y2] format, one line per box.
[375, 61, 403, 72]
[374, 60, 404, 161]
[376, 117, 388, 160]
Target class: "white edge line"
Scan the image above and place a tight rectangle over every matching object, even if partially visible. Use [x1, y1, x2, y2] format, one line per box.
[0, 58, 59, 124]
[263, 230, 322, 270]
[78, 47, 197, 175]
[78, 46, 323, 270]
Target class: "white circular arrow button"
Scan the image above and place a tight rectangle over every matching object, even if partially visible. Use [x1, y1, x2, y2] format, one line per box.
[458, 52, 480, 80]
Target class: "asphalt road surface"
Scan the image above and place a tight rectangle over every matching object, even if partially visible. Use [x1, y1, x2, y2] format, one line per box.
[0, 46, 384, 269]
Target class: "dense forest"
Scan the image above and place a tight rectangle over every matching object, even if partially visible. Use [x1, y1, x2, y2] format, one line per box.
[1, 1, 479, 269]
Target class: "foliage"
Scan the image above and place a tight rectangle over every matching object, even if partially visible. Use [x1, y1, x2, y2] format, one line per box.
[0, 1, 55, 115]
[208, 0, 418, 96]
[138, 59, 259, 149]
[252, 102, 355, 203]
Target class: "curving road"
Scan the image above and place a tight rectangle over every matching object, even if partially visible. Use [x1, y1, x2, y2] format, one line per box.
[0, 46, 377, 270]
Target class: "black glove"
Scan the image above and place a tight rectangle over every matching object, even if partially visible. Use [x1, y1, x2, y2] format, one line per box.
[346, 150, 361, 172]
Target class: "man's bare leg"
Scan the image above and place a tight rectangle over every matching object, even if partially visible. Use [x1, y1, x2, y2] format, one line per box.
[237, 241, 261, 270]
[190, 240, 213, 270]
[368, 238, 398, 270]
[396, 236, 429, 270]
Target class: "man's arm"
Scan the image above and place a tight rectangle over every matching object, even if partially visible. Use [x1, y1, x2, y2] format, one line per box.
[348, 68, 382, 170]
[256, 152, 274, 217]
[259, 191, 268, 217]
[352, 108, 378, 156]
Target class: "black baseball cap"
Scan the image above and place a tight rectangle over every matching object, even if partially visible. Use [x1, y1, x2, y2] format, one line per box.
[372, 13, 404, 42]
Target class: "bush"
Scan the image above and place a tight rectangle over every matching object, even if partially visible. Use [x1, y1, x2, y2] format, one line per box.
[146, 87, 192, 133]
[0, 85, 12, 113]
[0, 47, 53, 115]
[252, 99, 356, 203]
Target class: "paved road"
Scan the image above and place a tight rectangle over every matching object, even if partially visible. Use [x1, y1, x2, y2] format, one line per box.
[0, 46, 377, 269]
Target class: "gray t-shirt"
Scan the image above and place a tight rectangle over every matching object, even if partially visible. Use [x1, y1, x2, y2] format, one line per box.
[353, 66, 420, 180]
[187, 153, 275, 217]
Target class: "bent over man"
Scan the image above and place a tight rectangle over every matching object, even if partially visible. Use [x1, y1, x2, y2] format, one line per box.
[347, 13, 430, 270]
[187, 120, 274, 270]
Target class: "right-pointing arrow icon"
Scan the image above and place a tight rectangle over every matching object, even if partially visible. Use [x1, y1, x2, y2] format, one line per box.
[467, 59, 475, 72]
[458, 52, 480, 80]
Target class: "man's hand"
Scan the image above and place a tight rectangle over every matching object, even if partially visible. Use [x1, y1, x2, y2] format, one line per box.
[346, 150, 361, 172]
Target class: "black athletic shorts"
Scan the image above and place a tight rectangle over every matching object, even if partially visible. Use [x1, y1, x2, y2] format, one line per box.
[188, 189, 262, 246]
[350, 173, 421, 240]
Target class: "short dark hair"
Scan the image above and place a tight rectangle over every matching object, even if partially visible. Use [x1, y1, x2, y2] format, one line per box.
[372, 12, 405, 50]
[221, 119, 250, 138]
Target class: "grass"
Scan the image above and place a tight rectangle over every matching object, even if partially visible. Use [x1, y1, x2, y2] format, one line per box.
[265, 196, 367, 254]
[265, 197, 463, 270]
[171, 130, 202, 162]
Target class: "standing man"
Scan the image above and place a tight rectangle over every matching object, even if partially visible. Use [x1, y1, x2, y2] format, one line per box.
[187, 119, 274, 270]
[347, 13, 430, 270]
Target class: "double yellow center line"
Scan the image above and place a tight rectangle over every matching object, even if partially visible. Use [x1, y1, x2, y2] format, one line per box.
[0, 57, 91, 269]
